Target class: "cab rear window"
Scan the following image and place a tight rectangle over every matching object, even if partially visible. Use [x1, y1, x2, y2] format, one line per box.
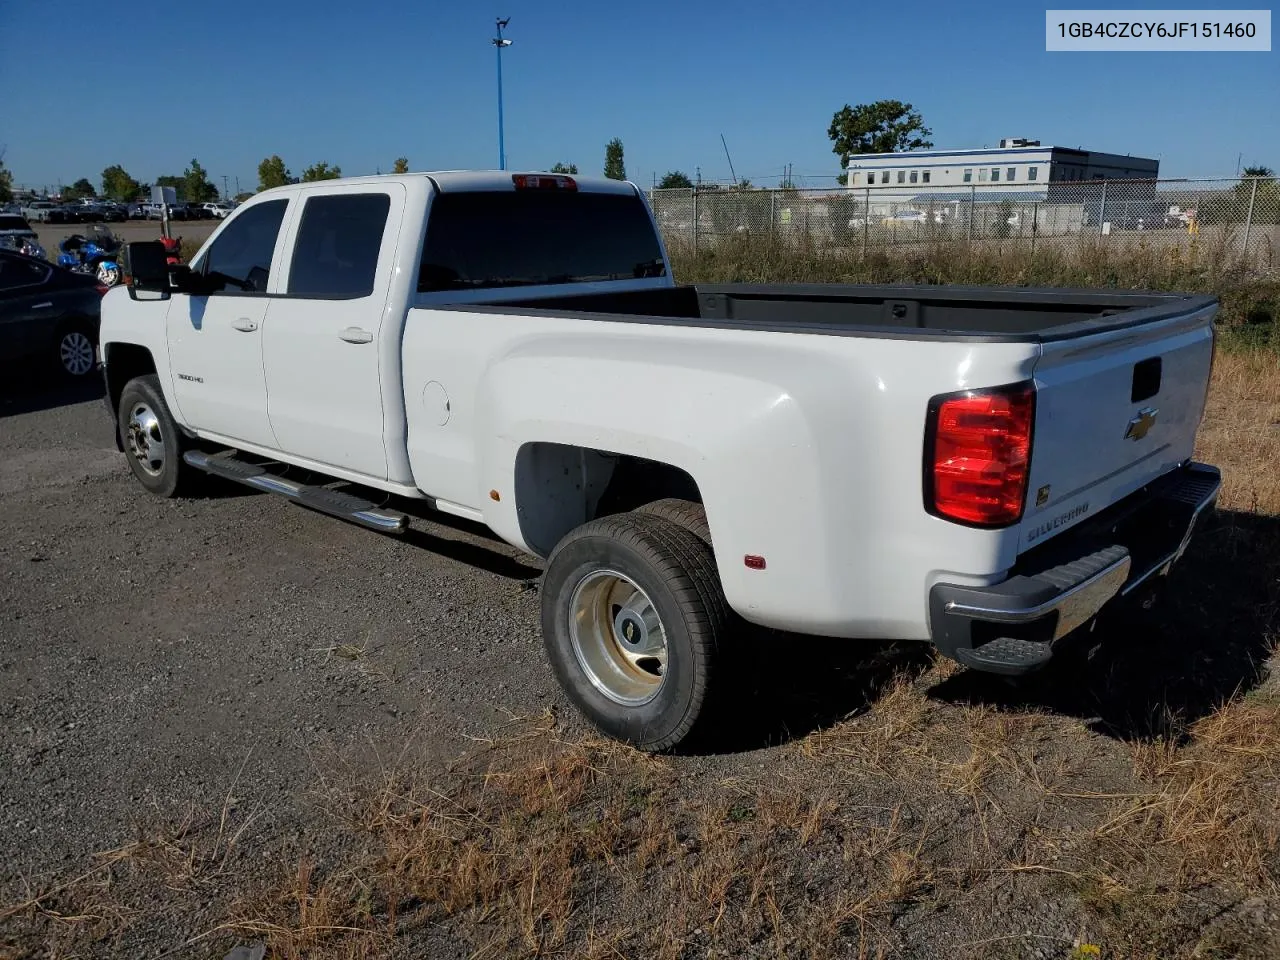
[418, 190, 665, 293]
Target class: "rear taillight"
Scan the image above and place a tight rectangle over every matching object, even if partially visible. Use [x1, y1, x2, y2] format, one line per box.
[925, 382, 1035, 527]
[511, 174, 577, 191]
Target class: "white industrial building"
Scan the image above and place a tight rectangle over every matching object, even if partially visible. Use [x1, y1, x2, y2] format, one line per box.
[846, 137, 1160, 212]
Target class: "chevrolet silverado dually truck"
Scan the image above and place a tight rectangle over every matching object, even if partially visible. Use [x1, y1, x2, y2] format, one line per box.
[98, 171, 1221, 750]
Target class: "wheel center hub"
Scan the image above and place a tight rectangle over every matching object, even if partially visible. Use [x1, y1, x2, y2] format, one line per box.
[614, 609, 648, 648]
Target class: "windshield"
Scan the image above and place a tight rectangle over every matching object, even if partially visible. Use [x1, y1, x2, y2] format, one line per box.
[418, 189, 666, 292]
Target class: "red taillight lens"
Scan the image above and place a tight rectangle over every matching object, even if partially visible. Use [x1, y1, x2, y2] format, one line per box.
[511, 174, 577, 191]
[926, 382, 1035, 527]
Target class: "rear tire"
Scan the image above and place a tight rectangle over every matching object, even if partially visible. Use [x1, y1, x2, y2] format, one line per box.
[117, 374, 194, 498]
[635, 498, 712, 544]
[540, 512, 730, 751]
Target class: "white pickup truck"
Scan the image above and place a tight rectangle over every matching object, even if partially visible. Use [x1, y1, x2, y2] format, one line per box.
[99, 171, 1221, 750]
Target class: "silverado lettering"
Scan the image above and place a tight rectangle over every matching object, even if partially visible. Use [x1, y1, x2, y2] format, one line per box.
[1026, 503, 1091, 544]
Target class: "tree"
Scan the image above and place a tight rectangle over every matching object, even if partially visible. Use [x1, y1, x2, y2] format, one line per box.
[658, 170, 693, 189]
[603, 138, 625, 180]
[258, 155, 294, 191]
[101, 164, 142, 201]
[549, 162, 578, 174]
[0, 150, 12, 205]
[301, 161, 342, 182]
[183, 158, 219, 203]
[392, 157, 410, 174]
[61, 177, 97, 199]
[828, 100, 933, 174]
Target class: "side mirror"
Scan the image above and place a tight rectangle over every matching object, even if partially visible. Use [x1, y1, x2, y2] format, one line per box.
[123, 241, 171, 300]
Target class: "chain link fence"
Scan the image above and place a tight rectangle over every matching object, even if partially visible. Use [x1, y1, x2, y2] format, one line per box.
[649, 177, 1279, 273]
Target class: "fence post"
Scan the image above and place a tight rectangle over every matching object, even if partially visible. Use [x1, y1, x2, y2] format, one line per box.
[1242, 177, 1258, 255]
[691, 189, 698, 252]
[863, 185, 870, 257]
[1098, 181, 1108, 237]
[968, 184, 975, 242]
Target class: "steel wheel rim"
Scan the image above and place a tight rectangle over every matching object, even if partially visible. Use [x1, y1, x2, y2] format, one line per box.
[126, 402, 166, 477]
[568, 568, 668, 706]
[60, 331, 95, 376]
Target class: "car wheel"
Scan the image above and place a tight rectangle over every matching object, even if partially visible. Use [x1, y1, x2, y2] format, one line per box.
[117, 374, 194, 498]
[540, 512, 730, 751]
[56, 323, 97, 378]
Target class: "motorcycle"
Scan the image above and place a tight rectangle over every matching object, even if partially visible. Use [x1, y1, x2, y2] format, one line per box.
[56, 225, 124, 286]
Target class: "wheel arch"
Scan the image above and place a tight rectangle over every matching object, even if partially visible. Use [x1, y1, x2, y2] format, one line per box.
[102, 342, 158, 430]
[512, 441, 704, 559]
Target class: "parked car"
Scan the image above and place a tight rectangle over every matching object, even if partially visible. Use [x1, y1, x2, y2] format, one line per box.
[0, 214, 40, 250]
[100, 170, 1222, 752]
[97, 201, 128, 223]
[0, 249, 105, 378]
[23, 200, 71, 224]
[882, 209, 927, 225]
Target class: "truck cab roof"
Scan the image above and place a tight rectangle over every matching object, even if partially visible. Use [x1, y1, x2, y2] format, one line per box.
[252, 170, 641, 198]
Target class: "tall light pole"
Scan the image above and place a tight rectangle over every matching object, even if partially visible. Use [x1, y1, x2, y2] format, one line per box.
[493, 18, 512, 170]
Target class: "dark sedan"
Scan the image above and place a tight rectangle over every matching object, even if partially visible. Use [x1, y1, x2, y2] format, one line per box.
[0, 251, 106, 378]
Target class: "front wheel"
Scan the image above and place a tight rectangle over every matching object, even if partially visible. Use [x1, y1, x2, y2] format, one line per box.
[117, 375, 194, 498]
[540, 512, 730, 752]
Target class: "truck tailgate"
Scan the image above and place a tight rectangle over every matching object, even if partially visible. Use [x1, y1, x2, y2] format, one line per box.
[1017, 301, 1216, 553]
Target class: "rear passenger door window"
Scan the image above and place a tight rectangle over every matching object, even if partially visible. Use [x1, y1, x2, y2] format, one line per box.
[287, 194, 391, 298]
[201, 199, 288, 294]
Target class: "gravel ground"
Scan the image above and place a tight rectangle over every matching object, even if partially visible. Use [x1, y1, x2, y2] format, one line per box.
[0, 371, 555, 886]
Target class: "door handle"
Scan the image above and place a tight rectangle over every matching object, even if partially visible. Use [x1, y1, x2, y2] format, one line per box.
[232, 318, 258, 332]
[339, 327, 373, 344]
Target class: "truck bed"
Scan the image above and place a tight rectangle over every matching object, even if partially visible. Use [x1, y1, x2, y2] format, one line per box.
[478, 283, 1216, 342]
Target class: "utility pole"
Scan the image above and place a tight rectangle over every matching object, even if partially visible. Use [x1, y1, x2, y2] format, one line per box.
[493, 18, 512, 171]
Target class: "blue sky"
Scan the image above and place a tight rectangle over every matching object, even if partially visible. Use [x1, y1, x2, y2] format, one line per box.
[2, 0, 1275, 194]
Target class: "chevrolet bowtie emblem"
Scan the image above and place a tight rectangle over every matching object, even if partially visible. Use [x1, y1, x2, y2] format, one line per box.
[1125, 407, 1158, 441]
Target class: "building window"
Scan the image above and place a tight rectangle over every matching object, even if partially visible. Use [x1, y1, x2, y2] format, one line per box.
[909, 170, 918, 183]
[1028, 166, 1038, 181]
[978, 168, 988, 182]
[922, 171, 931, 183]
[1007, 167, 1016, 181]
[963, 169, 973, 183]
[991, 168, 1000, 182]
[881, 171, 890, 184]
